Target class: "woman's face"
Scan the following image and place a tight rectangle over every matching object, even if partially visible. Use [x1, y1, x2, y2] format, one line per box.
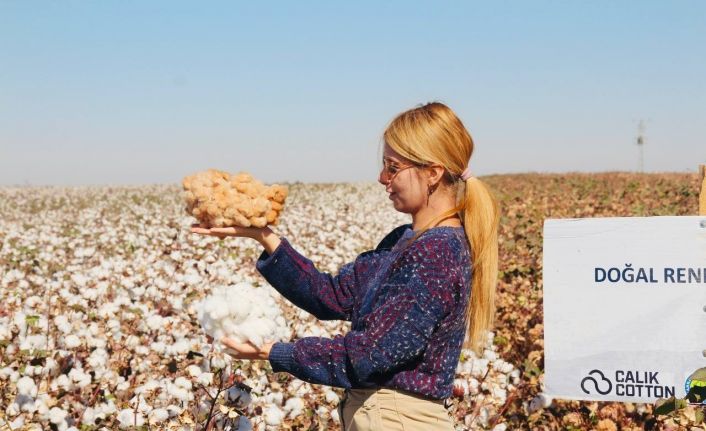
[378, 144, 428, 215]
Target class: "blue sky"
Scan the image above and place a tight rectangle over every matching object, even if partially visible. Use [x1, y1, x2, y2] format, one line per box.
[1, 1, 704, 185]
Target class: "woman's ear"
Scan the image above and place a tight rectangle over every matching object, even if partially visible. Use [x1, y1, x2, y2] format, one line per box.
[426, 164, 446, 187]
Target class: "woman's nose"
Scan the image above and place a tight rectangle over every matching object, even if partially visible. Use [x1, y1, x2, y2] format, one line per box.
[377, 169, 388, 186]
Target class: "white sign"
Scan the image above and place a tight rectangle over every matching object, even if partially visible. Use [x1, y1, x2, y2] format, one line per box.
[543, 216, 706, 403]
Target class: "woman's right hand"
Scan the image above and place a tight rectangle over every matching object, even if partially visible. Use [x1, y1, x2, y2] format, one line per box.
[190, 224, 282, 255]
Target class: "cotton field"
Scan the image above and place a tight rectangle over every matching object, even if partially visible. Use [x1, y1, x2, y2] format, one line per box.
[0, 183, 520, 430]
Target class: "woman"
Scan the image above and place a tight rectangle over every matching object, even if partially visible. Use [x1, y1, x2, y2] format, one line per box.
[192, 102, 499, 430]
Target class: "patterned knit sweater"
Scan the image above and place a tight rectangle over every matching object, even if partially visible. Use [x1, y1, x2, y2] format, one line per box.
[258, 224, 472, 399]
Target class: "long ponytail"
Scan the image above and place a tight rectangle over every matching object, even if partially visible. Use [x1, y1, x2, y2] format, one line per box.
[461, 177, 499, 354]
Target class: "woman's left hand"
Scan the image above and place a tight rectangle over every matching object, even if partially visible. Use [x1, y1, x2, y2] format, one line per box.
[220, 337, 274, 360]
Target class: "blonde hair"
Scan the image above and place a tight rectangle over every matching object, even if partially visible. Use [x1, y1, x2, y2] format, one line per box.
[383, 102, 499, 354]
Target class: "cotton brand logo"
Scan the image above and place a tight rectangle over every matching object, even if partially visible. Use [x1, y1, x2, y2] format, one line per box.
[581, 369, 612, 395]
[580, 369, 675, 398]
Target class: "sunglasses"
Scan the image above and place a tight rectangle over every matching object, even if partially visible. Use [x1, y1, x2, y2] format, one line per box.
[380, 158, 425, 183]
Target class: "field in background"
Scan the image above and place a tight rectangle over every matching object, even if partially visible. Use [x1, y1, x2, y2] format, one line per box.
[0, 172, 701, 430]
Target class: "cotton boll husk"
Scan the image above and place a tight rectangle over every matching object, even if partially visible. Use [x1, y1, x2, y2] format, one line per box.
[225, 386, 252, 409]
[236, 416, 253, 431]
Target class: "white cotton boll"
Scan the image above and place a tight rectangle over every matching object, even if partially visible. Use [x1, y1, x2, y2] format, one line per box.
[44, 358, 59, 376]
[20, 399, 37, 413]
[49, 407, 68, 424]
[175, 376, 192, 390]
[264, 391, 283, 406]
[210, 354, 228, 370]
[82, 407, 96, 425]
[483, 349, 497, 361]
[20, 334, 47, 351]
[117, 408, 145, 429]
[168, 338, 191, 356]
[470, 359, 490, 378]
[468, 378, 480, 395]
[509, 369, 521, 383]
[196, 372, 213, 386]
[146, 314, 163, 331]
[196, 283, 287, 348]
[283, 397, 305, 419]
[492, 360, 515, 374]
[151, 341, 166, 354]
[7, 402, 20, 416]
[330, 407, 340, 423]
[17, 376, 37, 397]
[135, 379, 160, 395]
[263, 405, 285, 426]
[51, 374, 72, 392]
[186, 365, 202, 378]
[10, 416, 24, 429]
[63, 334, 81, 349]
[527, 393, 552, 414]
[0, 367, 14, 379]
[294, 382, 312, 398]
[54, 315, 72, 334]
[149, 408, 169, 424]
[87, 348, 108, 369]
[323, 389, 340, 404]
[171, 297, 183, 310]
[166, 404, 184, 418]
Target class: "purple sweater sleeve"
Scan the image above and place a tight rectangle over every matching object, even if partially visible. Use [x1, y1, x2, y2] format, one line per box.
[265, 235, 458, 389]
[256, 238, 366, 320]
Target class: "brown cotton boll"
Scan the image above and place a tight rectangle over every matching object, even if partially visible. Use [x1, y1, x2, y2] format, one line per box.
[232, 172, 253, 184]
[266, 185, 288, 203]
[250, 216, 267, 228]
[232, 181, 249, 194]
[206, 202, 220, 217]
[252, 197, 271, 216]
[237, 198, 255, 218]
[213, 217, 228, 227]
[184, 191, 196, 205]
[232, 213, 251, 227]
[183, 169, 287, 228]
[242, 182, 265, 199]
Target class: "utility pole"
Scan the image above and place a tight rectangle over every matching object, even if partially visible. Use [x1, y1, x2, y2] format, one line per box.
[636, 120, 646, 173]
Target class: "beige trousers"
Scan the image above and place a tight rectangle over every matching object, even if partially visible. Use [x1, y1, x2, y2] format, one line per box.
[338, 388, 454, 431]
